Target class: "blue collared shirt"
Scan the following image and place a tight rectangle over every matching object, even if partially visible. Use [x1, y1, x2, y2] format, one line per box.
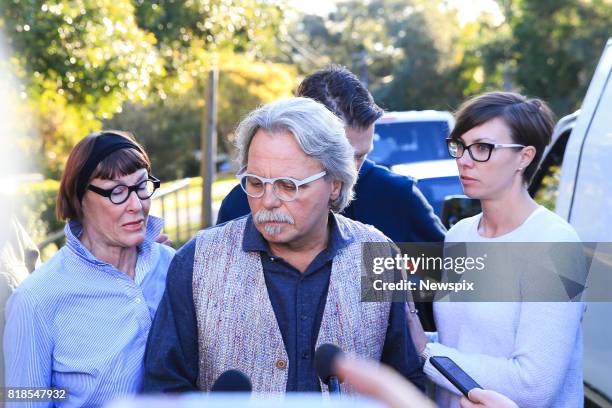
[143, 213, 425, 393]
[4, 216, 174, 408]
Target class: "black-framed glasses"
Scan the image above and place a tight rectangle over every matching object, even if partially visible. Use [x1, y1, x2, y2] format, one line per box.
[237, 168, 327, 202]
[87, 176, 161, 205]
[446, 138, 526, 162]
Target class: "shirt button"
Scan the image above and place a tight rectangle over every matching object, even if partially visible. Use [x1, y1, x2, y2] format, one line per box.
[134, 298, 142, 304]
[270, 257, 275, 261]
[300, 315, 307, 321]
[275, 358, 287, 369]
[302, 351, 310, 360]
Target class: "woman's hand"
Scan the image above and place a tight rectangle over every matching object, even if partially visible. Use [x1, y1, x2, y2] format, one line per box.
[460, 388, 518, 408]
[405, 301, 428, 354]
[155, 233, 173, 247]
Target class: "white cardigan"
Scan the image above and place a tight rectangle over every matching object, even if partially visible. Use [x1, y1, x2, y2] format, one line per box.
[424, 206, 585, 408]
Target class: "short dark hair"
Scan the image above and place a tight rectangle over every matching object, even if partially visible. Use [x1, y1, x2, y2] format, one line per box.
[57, 130, 151, 221]
[296, 65, 383, 129]
[449, 91, 555, 185]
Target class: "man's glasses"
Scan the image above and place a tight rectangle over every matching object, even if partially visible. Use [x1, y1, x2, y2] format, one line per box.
[237, 169, 326, 202]
[446, 138, 526, 162]
[87, 176, 161, 205]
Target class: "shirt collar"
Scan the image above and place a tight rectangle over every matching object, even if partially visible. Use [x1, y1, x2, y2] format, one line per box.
[242, 212, 352, 256]
[65, 215, 164, 267]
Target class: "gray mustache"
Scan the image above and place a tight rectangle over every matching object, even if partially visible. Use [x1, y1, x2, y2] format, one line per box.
[253, 210, 295, 225]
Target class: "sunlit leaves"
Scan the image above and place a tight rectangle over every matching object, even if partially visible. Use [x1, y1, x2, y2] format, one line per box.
[0, 0, 287, 177]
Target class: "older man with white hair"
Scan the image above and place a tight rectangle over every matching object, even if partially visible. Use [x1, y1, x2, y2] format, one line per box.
[142, 97, 425, 394]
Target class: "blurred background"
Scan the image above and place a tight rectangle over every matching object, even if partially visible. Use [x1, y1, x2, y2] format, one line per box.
[0, 0, 610, 256]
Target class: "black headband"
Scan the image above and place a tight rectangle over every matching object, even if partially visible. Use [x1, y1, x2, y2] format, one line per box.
[76, 133, 144, 202]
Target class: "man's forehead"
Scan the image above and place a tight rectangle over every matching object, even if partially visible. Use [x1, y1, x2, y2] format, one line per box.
[246, 129, 322, 172]
[246, 150, 322, 179]
[247, 159, 320, 177]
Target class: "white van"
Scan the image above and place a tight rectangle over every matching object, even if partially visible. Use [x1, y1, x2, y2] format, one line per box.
[531, 38, 612, 408]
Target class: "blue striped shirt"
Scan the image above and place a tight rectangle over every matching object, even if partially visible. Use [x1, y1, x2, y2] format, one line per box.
[4, 216, 174, 407]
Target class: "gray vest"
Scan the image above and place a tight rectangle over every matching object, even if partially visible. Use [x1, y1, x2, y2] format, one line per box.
[192, 215, 391, 394]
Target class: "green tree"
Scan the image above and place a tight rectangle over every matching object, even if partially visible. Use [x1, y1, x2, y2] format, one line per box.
[1, 0, 288, 178]
[449, 14, 513, 99]
[285, 0, 400, 88]
[133, 0, 286, 97]
[506, 0, 612, 115]
[287, 0, 468, 110]
[105, 53, 296, 180]
[0, 0, 164, 176]
[373, 0, 465, 110]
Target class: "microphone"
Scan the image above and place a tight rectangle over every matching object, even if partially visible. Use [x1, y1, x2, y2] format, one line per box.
[315, 343, 344, 395]
[210, 369, 252, 392]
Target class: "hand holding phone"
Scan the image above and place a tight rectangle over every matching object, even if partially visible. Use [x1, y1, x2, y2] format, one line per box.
[429, 356, 481, 397]
[460, 388, 519, 408]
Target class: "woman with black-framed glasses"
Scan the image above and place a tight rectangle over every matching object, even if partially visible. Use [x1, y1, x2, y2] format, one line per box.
[4, 131, 175, 407]
[406, 92, 585, 408]
[446, 138, 526, 163]
[87, 175, 161, 204]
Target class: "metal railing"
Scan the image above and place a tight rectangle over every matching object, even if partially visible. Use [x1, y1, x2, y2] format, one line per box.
[153, 177, 199, 244]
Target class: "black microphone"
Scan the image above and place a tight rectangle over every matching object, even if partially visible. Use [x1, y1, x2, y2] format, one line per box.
[210, 369, 252, 392]
[315, 343, 344, 395]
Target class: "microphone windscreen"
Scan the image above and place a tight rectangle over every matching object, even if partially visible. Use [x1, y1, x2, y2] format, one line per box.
[315, 343, 344, 384]
[210, 369, 252, 392]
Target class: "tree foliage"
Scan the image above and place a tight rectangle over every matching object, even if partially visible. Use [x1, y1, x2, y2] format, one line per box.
[505, 0, 612, 115]
[372, 1, 465, 110]
[1, 0, 165, 175]
[133, 0, 286, 96]
[0, 0, 288, 177]
[2, 0, 609, 182]
[105, 54, 296, 180]
[286, 0, 480, 111]
[288, 0, 611, 115]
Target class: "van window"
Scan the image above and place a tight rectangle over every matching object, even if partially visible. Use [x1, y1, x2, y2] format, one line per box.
[370, 121, 451, 167]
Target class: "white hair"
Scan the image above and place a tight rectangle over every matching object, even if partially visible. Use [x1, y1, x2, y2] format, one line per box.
[235, 97, 357, 212]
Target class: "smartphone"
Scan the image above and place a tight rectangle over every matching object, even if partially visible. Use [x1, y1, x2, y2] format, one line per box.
[429, 356, 481, 397]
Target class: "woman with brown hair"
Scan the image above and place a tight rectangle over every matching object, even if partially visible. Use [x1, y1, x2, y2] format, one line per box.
[4, 131, 174, 407]
[407, 92, 584, 408]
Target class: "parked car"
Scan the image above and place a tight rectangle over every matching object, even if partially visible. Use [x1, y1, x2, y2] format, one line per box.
[443, 38, 612, 408]
[369, 110, 463, 215]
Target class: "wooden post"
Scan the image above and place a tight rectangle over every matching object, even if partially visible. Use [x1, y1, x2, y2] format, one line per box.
[200, 68, 218, 229]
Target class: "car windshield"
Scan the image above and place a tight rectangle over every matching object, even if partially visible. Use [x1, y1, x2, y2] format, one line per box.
[369, 120, 451, 167]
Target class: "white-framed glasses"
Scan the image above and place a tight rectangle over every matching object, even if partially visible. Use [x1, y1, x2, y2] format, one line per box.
[237, 168, 327, 201]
